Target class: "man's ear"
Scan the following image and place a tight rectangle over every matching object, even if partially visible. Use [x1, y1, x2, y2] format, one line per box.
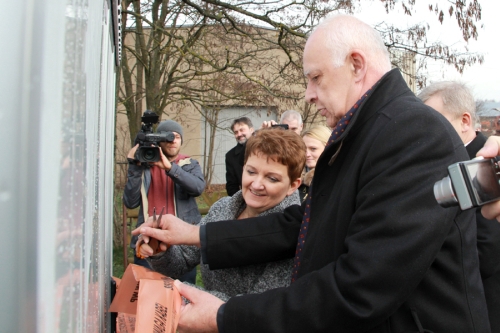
[462, 112, 473, 132]
[349, 50, 367, 82]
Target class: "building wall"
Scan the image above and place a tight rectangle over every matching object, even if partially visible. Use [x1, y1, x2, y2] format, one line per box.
[0, 0, 119, 332]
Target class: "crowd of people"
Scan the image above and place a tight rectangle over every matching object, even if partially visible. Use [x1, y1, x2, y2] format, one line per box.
[123, 13, 499, 333]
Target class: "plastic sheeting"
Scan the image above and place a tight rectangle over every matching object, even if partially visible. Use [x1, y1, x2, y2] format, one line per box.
[0, 0, 118, 332]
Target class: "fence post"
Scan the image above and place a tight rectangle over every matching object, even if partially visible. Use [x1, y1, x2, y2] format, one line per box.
[123, 203, 128, 269]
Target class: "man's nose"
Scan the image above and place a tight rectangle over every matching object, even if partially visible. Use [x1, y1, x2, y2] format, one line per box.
[305, 85, 316, 104]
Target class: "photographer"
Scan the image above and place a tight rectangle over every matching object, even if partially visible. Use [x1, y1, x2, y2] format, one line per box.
[479, 136, 500, 221]
[419, 81, 500, 332]
[123, 119, 205, 284]
[261, 110, 304, 135]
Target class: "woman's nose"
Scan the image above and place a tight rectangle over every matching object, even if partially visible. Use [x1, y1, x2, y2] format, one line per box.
[251, 177, 264, 189]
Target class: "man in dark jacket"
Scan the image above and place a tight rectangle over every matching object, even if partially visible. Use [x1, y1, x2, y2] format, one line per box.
[419, 81, 500, 332]
[123, 119, 205, 283]
[138, 15, 490, 333]
[225, 117, 254, 196]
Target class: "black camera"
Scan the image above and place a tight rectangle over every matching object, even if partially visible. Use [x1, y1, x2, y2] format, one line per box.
[134, 110, 175, 163]
[434, 156, 500, 210]
[271, 124, 289, 130]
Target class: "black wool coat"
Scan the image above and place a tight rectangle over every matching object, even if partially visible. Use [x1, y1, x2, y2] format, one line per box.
[225, 142, 245, 196]
[204, 69, 490, 333]
[467, 132, 500, 333]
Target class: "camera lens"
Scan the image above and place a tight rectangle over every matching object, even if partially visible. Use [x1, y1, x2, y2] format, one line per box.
[433, 176, 458, 207]
[138, 147, 159, 163]
[143, 149, 156, 161]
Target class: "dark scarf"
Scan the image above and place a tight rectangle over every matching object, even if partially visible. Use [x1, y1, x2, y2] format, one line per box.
[291, 89, 372, 282]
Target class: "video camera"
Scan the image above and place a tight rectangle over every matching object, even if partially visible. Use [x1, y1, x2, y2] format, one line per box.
[134, 110, 175, 163]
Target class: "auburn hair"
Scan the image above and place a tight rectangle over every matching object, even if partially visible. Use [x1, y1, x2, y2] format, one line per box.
[244, 128, 306, 181]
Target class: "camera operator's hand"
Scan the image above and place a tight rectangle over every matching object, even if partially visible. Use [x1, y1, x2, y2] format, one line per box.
[127, 144, 139, 159]
[261, 120, 277, 129]
[476, 136, 500, 222]
[127, 144, 141, 165]
[151, 146, 172, 171]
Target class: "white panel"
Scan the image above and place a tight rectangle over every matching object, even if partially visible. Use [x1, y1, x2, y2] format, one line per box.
[0, 0, 39, 332]
[0, 0, 117, 332]
[36, 1, 68, 332]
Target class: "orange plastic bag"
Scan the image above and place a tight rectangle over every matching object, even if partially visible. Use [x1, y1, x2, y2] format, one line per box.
[135, 278, 182, 333]
[116, 313, 136, 333]
[110, 264, 181, 333]
[113, 276, 136, 333]
[110, 264, 169, 314]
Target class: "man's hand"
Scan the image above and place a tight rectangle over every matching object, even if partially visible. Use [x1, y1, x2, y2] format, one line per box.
[132, 214, 201, 247]
[476, 136, 500, 221]
[174, 280, 223, 333]
[261, 120, 277, 129]
[151, 146, 172, 171]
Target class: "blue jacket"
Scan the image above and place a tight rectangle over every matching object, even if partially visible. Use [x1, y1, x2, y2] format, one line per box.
[123, 157, 205, 248]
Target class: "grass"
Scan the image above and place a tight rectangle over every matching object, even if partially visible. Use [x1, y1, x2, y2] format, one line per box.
[195, 195, 210, 211]
[112, 246, 134, 278]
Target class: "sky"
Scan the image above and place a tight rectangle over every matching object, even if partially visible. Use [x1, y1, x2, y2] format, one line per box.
[355, 0, 500, 101]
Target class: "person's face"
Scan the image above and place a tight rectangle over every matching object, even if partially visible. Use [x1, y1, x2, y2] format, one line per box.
[303, 30, 358, 128]
[242, 152, 299, 214]
[233, 123, 254, 144]
[424, 95, 464, 141]
[302, 135, 325, 169]
[159, 132, 182, 159]
[283, 118, 303, 135]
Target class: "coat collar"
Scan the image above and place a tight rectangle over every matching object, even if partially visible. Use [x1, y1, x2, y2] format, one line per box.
[325, 69, 411, 148]
[466, 131, 487, 159]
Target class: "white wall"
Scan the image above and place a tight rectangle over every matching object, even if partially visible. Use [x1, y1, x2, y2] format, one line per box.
[0, 0, 118, 332]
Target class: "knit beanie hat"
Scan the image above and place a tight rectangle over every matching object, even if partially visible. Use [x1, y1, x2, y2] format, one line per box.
[157, 120, 183, 143]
